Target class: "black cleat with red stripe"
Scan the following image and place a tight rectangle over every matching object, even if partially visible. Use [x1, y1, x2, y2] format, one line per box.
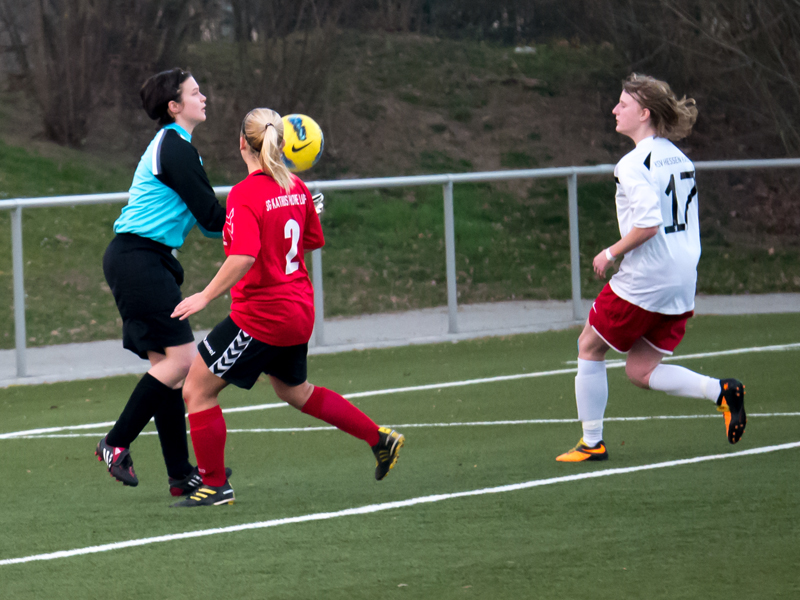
[95, 436, 138, 486]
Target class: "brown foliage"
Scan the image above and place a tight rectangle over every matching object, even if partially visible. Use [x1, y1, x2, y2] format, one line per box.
[229, 0, 353, 114]
[0, 0, 207, 147]
[2, 0, 799, 159]
[0, 0, 350, 146]
[0, 0, 114, 146]
[586, 0, 800, 156]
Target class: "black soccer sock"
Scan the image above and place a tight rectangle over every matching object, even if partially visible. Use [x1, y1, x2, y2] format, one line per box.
[154, 386, 193, 480]
[107, 372, 169, 448]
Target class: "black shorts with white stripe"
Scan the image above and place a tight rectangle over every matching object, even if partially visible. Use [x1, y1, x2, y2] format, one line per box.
[198, 316, 308, 389]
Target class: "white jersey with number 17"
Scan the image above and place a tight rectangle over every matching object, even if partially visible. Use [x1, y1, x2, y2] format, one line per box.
[609, 135, 701, 315]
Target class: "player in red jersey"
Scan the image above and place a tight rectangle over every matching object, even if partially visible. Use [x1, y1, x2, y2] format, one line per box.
[556, 74, 746, 463]
[170, 108, 403, 506]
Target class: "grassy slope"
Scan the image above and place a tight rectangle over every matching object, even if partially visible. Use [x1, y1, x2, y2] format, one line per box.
[1, 34, 798, 350]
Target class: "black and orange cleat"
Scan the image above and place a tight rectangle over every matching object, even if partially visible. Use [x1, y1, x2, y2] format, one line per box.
[555, 438, 608, 462]
[372, 427, 404, 480]
[95, 436, 138, 486]
[716, 378, 746, 444]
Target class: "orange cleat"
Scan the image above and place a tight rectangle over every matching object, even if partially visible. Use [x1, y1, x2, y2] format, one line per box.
[556, 438, 608, 462]
[716, 379, 746, 444]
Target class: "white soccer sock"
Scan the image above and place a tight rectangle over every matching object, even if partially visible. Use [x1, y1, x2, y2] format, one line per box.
[575, 359, 608, 445]
[648, 364, 720, 402]
[581, 420, 604, 447]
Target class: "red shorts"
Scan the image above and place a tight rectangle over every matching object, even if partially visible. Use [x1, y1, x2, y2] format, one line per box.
[588, 284, 693, 354]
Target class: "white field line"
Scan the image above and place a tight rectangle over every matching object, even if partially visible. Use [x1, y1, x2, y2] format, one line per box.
[2, 342, 798, 441]
[12, 412, 800, 439]
[0, 403, 287, 440]
[2, 440, 798, 567]
[343, 342, 800, 399]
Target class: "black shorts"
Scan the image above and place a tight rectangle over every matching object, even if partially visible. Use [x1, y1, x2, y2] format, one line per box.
[103, 233, 195, 359]
[198, 316, 308, 390]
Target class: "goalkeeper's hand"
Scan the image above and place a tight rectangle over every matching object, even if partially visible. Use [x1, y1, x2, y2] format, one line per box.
[312, 192, 324, 215]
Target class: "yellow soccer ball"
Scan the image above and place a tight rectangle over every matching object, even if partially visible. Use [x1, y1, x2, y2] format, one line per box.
[281, 114, 324, 173]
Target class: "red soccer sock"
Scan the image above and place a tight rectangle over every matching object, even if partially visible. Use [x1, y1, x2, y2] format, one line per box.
[188, 405, 228, 487]
[302, 386, 380, 447]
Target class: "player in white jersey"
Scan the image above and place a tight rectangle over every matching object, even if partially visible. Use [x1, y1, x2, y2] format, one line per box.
[556, 74, 746, 463]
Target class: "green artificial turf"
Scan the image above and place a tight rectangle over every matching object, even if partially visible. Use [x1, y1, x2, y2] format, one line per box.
[1, 314, 799, 599]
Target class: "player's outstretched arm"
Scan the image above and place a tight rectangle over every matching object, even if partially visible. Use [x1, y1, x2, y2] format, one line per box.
[172, 254, 256, 320]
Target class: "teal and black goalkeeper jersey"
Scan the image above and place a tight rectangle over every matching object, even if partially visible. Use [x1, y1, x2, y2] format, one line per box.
[114, 123, 225, 248]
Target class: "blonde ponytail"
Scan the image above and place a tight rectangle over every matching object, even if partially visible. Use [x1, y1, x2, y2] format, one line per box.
[240, 108, 294, 191]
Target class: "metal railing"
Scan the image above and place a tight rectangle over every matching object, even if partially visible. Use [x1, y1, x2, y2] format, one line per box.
[3, 158, 800, 378]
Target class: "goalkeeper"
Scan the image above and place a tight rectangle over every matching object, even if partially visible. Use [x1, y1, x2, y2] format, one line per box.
[97, 68, 227, 496]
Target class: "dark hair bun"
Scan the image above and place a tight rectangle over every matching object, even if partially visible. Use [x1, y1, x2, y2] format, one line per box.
[140, 68, 191, 124]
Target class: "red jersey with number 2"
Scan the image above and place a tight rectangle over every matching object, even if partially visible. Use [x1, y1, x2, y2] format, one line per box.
[223, 171, 324, 346]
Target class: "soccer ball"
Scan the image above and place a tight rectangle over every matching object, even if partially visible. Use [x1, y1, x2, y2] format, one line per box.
[281, 114, 324, 173]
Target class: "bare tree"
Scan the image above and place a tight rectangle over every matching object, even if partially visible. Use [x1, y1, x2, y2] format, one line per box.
[370, 0, 423, 32]
[0, 0, 205, 147]
[230, 0, 354, 114]
[0, 0, 115, 146]
[0, 0, 33, 91]
[586, 0, 800, 155]
[105, 0, 213, 108]
[661, 0, 800, 154]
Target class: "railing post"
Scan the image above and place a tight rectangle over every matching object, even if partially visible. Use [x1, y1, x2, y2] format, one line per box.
[11, 206, 27, 377]
[443, 179, 458, 333]
[567, 173, 584, 321]
[311, 248, 325, 346]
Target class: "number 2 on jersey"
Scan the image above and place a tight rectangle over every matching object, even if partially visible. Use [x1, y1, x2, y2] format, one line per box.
[664, 170, 696, 234]
[284, 219, 300, 274]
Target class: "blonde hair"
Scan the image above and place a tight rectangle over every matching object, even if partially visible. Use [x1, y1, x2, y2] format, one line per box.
[623, 73, 698, 141]
[240, 108, 293, 191]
